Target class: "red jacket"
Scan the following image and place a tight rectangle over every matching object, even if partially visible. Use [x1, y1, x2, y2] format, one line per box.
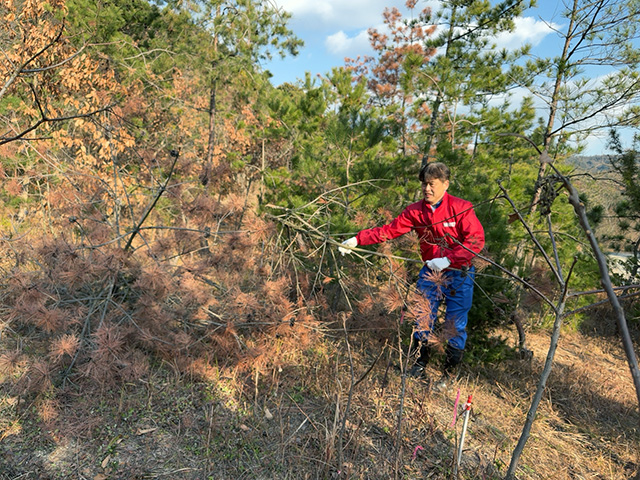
[355, 192, 484, 269]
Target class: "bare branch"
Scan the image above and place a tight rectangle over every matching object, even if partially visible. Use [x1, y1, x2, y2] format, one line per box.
[21, 44, 88, 74]
[496, 132, 542, 154]
[506, 256, 577, 479]
[124, 151, 181, 252]
[0, 103, 114, 146]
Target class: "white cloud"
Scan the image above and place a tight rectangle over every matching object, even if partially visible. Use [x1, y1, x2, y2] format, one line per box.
[273, 0, 407, 31]
[492, 16, 559, 50]
[274, 1, 556, 50]
[325, 29, 372, 56]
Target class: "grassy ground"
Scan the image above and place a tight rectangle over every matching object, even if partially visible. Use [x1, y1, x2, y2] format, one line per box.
[1, 325, 638, 480]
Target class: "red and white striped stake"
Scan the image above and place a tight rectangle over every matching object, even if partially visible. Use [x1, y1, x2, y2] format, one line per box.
[455, 395, 473, 475]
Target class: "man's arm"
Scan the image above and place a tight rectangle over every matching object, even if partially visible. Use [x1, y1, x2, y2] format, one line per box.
[356, 207, 416, 246]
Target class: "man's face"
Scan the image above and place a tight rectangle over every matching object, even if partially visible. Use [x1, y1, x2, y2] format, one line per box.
[421, 177, 449, 205]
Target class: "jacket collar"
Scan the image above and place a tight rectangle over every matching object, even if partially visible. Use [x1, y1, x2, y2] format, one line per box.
[424, 191, 449, 211]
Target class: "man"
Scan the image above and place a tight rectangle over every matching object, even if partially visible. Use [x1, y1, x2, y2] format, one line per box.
[338, 162, 484, 388]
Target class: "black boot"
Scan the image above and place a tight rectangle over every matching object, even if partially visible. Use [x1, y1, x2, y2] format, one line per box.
[434, 344, 464, 390]
[408, 338, 431, 378]
[443, 344, 464, 373]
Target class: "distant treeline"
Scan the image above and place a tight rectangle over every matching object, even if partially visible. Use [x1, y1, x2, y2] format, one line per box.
[566, 155, 614, 172]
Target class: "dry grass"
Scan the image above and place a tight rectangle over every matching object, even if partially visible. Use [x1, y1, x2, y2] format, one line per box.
[0, 323, 638, 480]
[467, 328, 639, 480]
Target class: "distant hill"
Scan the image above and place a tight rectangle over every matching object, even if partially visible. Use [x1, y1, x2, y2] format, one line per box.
[565, 154, 637, 253]
[566, 154, 614, 172]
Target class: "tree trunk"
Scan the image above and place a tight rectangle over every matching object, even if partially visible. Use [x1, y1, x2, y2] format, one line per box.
[420, 5, 457, 169]
[505, 303, 567, 479]
[200, 84, 216, 186]
[529, 0, 577, 214]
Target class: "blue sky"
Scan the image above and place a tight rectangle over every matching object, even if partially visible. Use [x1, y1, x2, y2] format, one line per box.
[266, 0, 558, 85]
[263, 0, 617, 156]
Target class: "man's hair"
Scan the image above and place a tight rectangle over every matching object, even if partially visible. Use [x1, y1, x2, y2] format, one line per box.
[419, 162, 450, 182]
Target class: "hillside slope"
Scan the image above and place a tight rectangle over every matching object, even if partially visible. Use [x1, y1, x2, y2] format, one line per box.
[1, 324, 638, 479]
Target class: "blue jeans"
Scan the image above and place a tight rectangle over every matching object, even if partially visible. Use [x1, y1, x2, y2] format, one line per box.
[414, 265, 475, 351]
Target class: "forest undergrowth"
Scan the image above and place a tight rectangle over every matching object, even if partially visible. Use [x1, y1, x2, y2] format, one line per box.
[0, 170, 639, 479]
[0, 305, 638, 479]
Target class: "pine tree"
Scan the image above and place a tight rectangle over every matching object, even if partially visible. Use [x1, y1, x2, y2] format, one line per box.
[417, 0, 533, 167]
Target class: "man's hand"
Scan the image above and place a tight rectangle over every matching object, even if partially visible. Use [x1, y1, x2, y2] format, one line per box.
[338, 237, 358, 256]
[426, 257, 450, 272]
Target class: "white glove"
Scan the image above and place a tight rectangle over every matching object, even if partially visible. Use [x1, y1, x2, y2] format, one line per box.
[426, 257, 450, 272]
[338, 237, 358, 256]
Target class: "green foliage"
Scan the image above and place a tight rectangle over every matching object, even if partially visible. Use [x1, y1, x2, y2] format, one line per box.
[67, 0, 166, 57]
[263, 68, 408, 220]
[416, 0, 533, 160]
[258, 0, 617, 345]
[607, 130, 640, 276]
